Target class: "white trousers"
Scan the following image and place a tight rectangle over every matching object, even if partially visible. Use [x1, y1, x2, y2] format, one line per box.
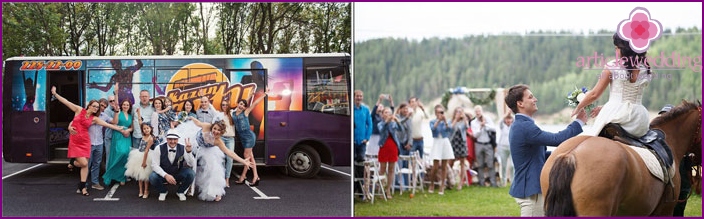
[514, 193, 545, 217]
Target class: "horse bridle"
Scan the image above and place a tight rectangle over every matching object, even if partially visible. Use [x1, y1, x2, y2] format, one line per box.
[693, 106, 702, 147]
[679, 106, 702, 203]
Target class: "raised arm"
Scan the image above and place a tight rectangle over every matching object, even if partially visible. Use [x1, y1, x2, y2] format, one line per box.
[525, 121, 583, 147]
[155, 105, 171, 114]
[114, 82, 119, 103]
[131, 59, 144, 70]
[136, 108, 143, 125]
[188, 116, 211, 130]
[245, 92, 267, 116]
[93, 116, 125, 132]
[51, 86, 82, 114]
[88, 76, 116, 92]
[572, 69, 611, 117]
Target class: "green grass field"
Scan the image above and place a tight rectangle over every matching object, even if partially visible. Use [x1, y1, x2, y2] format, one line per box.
[354, 185, 703, 216]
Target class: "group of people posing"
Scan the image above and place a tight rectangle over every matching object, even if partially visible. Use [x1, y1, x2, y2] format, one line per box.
[53, 82, 264, 202]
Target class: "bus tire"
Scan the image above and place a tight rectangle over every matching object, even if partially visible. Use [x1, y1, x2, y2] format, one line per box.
[287, 144, 321, 178]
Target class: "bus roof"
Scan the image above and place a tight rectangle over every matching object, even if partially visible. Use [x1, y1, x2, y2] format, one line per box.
[5, 53, 350, 61]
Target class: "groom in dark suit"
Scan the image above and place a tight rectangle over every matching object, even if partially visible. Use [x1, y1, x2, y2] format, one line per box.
[504, 84, 587, 216]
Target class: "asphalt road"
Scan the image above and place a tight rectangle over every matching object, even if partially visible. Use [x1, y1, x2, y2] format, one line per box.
[2, 161, 352, 217]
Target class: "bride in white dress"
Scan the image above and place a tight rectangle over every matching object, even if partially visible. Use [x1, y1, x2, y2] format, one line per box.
[170, 116, 253, 201]
[572, 33, 652, 138]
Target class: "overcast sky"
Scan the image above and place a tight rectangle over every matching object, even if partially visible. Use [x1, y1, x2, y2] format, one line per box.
[353, 2, 702, 42]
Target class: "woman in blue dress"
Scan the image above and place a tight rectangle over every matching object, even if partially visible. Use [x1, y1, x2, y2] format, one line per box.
[151, 98, 172, 143]
[233, 92, 267, 186]
[185, 117, 253, 201]
[103, 99, 134, 186]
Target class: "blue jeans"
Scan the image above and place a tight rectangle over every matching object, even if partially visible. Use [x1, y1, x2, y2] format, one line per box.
[87, 144, 104, 186]
[354, 142, 367, 163]
[411, 139, 424, 158]
[221, 136, 235, 178]
[149, 169, 195, 194]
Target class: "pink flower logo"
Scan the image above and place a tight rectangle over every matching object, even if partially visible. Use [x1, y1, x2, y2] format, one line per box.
[617, 7, 662, 53]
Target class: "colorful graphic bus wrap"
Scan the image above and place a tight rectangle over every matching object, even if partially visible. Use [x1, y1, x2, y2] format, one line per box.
[3, 54, 351, 178]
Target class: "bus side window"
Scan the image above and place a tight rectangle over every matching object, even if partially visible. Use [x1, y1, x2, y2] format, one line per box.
[304, 66, 349, 116]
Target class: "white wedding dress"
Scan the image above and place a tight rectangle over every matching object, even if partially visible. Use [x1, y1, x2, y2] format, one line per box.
[170, 119, 227, 201]
[582, 60, 650, 137]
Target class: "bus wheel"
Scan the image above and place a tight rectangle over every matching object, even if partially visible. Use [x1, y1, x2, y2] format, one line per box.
[287, 145, 321, 178]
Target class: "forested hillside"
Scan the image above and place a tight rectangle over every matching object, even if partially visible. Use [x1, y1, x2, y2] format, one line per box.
[3, 3, 350, 57]
[354, 28, 702, 115]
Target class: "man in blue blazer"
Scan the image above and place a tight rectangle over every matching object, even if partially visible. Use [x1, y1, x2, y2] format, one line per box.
[504, 84, 587, 216]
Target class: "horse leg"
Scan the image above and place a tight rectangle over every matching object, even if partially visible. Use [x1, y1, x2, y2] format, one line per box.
[650, 174, 680, 216]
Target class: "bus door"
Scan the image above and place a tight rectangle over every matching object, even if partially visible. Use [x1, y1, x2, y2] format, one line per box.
[228, 68, 267, 165]
[47, 69, 83, 163]
[4, 64, 49, 163]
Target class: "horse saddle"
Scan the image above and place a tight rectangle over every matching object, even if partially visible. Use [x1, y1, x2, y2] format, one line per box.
[600, 123, 674, 183]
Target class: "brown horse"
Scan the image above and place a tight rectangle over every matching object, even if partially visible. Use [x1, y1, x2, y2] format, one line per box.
[540, 100, 702, 216]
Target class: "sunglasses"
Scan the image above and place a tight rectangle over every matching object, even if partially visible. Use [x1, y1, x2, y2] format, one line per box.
[437, 111, 444, 114]
[108, 100, 115, 102]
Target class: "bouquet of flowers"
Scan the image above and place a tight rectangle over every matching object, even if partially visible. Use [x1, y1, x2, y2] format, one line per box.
[176, 111, 190, 123]
[566, 86, 594, 111]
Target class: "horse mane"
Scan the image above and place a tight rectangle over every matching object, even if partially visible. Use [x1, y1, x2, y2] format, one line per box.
[651, 100, 701, 127]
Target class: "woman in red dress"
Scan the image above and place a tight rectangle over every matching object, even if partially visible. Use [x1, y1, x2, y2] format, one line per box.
[51, 86, 127, 196]
[465, 112, 476, 186]
[376, 108, 401, 199]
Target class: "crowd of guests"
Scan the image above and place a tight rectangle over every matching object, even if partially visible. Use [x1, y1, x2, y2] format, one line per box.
[54, 82, 259, 201]
[353, 90, 516, 200]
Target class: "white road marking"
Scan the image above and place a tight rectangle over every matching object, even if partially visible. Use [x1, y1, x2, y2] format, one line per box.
[2, 164, 43, 180]
[251, 185, 280, 200]
[234, 174, 280, 200]
[321, 165, 350, 177]
[94, 184, 120, 201]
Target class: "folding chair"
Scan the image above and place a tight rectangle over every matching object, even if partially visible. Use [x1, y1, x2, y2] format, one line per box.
[364, 157, 387, 204]
[395, 151, 426, 195]
[353, 161, 367, 201]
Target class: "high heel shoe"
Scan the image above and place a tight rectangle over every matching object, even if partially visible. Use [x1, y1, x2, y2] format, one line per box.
[234, 177, 247, 185]
[250, 178, 261, 187]
[76, 182, 89, 196]
[68, 158, 76, 172]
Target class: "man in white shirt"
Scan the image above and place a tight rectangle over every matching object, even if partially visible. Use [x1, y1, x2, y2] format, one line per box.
[471, 105, 497, 187]
[408, 97, 428, 158]
[196, 96, 215, 123]
[133, 90, 155, 148]
[149, 130, 195, 201]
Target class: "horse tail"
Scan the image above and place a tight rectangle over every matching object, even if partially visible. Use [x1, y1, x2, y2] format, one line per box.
[545, 153, 577, 216]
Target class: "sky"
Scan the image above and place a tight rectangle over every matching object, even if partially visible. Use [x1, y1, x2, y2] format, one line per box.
[353, 2, 702, 42]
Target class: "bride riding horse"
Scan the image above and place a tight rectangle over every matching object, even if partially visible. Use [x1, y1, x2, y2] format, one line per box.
[541, 100, 701, 216]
